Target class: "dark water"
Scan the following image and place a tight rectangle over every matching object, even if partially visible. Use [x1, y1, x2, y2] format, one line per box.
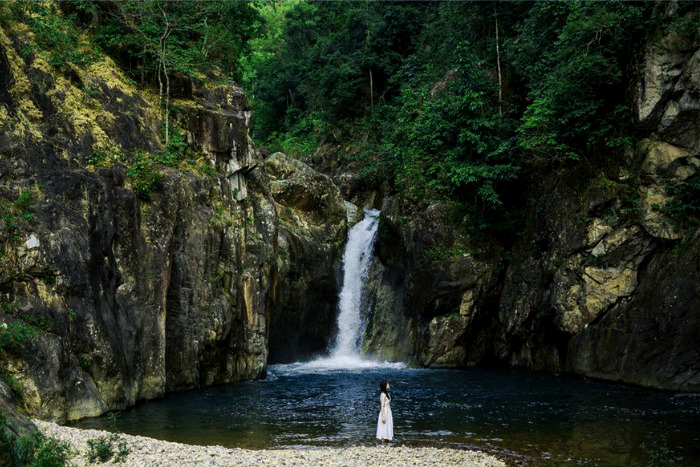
[72, 365, 700, 465]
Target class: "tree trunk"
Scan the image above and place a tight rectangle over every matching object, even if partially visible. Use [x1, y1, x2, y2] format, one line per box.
[157, 61, 164, 121]
[164, 57, 170, 145]
[494, 2, 503, 114]
[369, 68, 374, 117]
[159, 4, 171, 145]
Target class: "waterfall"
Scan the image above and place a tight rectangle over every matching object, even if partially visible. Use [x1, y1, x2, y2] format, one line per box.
[284, 208, 404, 372]
[329, 209, 380, 360]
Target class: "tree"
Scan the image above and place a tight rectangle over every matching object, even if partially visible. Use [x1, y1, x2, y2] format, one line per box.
[247, 1, 430, 144]
[510, 1, 651, 165]
[91, 1, 262, 143]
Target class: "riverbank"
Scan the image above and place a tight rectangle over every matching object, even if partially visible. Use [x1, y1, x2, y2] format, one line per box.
[34, 419, 507, 466]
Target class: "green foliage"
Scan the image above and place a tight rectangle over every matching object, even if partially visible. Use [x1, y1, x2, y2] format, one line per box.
[427, 245, 471, 263]
[0, 415, 72, 467]
[243, 2, 527, 235]
[77, 354, 91, 373]
[659, 174, 700, 231]
[2, 1, 99, 69]
[657, 2, 700, 38]
[210, 202, 231, 228]
[154, 125, 198, 167]
[14, 193, 34, 213]
[2, 371, 22, 397]
[266, 124, 320, 160]
[386, 52, 520, 209]
[89, 131, 208, 201]
[66, 308, 77, 322]
[239, 1, 302, 89]
[1, 191, 36, 236]
[0, 321, 38, 355]
[20, 313, 55, 333]
[125, 151, 165, 201]
[198, 163, 215, 178]
[516, 97, 579, 165]
[90, 1, 261, 82]
[248, 1, 429, 144]
[509, 1, 651, 164]
[243, 0, 689, 241]
[86, 434, 130, 464]
[87, 144, 122, 167]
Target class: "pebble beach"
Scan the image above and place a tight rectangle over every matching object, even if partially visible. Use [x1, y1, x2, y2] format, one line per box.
[34, 419, 507, 466]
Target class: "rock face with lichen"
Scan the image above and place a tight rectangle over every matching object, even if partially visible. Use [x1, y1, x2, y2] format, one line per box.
[359, 26, 700, 391]
[0, 23, 276, 422]
[362, 199, 502, 368]
[263, 152, 348, 363]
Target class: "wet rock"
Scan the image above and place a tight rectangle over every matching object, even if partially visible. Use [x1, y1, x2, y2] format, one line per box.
[264, 152, 347, 362]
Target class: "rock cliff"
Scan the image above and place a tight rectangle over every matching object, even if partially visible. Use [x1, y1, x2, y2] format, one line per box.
[0, 23, 276, 421]
[264, 152, 348, 362]
[360, 24, 700, 391]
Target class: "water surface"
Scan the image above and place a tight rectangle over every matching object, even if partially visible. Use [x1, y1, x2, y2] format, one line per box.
[72, 365, 700, 465]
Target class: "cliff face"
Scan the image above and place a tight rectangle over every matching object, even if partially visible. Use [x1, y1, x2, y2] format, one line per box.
[495, 28, 700, 391]
[0, 24, 275, 421]
[263, 152, 348, 363]
[563, 30, 700, 390]
[361, 27, 700, 391]
[362, 199, 501, 368]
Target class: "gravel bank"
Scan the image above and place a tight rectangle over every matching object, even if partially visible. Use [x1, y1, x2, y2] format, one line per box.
[34, 419, 506, 466]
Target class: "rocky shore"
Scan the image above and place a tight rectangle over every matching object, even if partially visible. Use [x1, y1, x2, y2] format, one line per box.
[34, 420, 506, 466]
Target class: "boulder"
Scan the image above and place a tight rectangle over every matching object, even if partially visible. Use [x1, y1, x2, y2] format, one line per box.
[638, 139, 699, 240]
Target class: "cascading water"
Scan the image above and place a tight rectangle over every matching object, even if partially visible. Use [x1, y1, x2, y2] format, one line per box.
[285, 209, 404, 371]
[329, 209, 380, 361]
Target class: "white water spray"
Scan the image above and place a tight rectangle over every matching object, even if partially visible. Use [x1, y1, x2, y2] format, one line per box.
[286, 209, 405, 372]
[330, 208, 380, 360]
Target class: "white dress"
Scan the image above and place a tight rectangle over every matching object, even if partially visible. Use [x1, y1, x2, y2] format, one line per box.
[376, 393, 393, 440]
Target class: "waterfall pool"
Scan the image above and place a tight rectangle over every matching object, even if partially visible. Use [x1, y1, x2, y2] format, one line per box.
[71, 365, 700, 465]
[70, 211, 699, 464]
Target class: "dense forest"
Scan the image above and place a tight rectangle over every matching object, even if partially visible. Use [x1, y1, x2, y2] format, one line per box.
[3, 0, 696, 239]
[244, 0, 699, 240]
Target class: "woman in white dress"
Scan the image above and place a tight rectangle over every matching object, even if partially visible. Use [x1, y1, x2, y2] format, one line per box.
[376, 380, 393, 442]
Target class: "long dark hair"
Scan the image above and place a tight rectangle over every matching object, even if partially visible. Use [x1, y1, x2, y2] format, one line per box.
[379, 380, 390, 399]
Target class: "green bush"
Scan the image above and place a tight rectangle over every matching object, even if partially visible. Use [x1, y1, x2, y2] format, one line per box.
[660, 174, 700, 231]
[87, 434, 130, 464]
[2, 371, 22, 397]
[0, 321, 38, 355]
[125, 151, 165, 201]
[0, 415, 72, 467]
[21, 314, 55, 333]
[1, 192, 36, 237]
[155, 125, 190, 167]
[86, 144, 122, 167]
